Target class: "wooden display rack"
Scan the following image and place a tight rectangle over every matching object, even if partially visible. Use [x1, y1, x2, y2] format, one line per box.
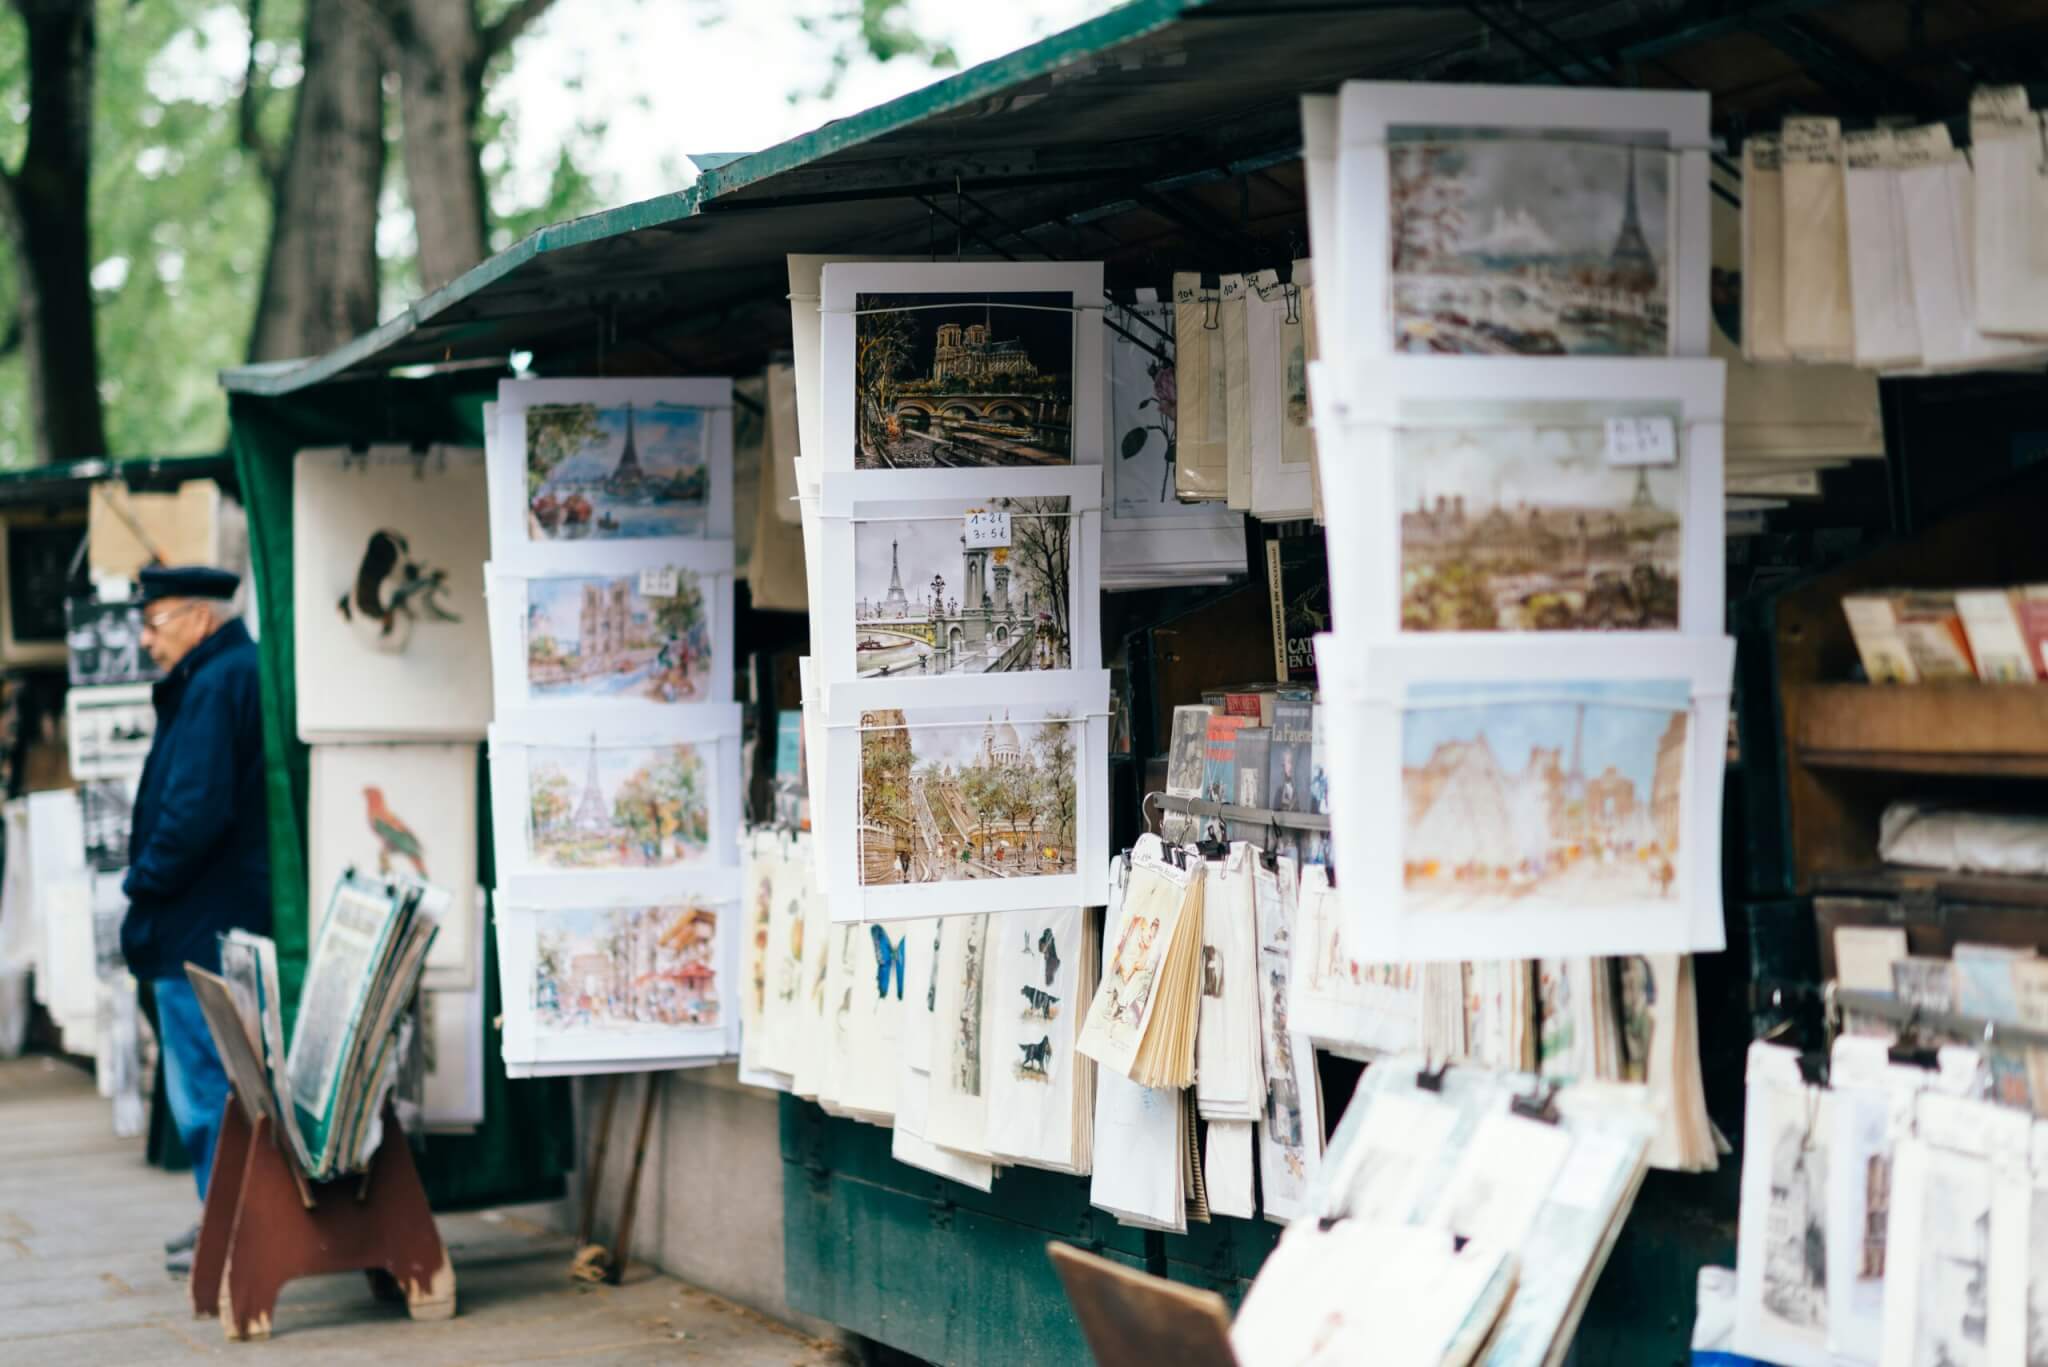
[190, 1094, 454, 1339]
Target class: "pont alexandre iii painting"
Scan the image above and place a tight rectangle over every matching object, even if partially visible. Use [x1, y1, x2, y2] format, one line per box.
[1388, 134, 1671, 355]
[853, 497, 1072, 678]
[858, 709, 1078, 887]
[1401, 680, 1688, 913]
[854, 293, 1075, 468]
[525, 401, 710, 539]
[525, 739, 710, 869]
[526, 568, 713, 702]
[1398, 401, 1681, 631]
[532, 903, 720, 1033]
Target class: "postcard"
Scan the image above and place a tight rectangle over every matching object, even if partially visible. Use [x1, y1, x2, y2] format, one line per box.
[820, 671, 1110, 921]
[488, 378, 735, 569]
[487, 707, 742, 906]
[1331, 82, 1710, 382]
[1320, 357, 1725, 637]
[819, 261, 1106, 474]
[816, 465, 1102, 689]
[1316, 632, 1733, 961]
[487, 541, 734, 717]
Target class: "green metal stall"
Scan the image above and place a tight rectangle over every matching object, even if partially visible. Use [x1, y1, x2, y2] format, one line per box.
[215, 0, 2003, 1355]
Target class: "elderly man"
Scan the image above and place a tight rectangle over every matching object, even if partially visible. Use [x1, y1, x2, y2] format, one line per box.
[120, 566, 270, 1272]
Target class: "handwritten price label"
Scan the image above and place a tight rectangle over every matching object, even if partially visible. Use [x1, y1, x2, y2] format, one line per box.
[962, 510, 1011, 549]
[638, 566, 680, 598]
[1603, 416, 1678, 467]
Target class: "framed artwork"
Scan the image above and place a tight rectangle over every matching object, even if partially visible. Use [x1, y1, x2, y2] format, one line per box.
[1333, 82, 1711, 383]
[486, 541, 734, 718]
[1318, 357, 1725, 637]
[65, 683, 155, 780]
[817, 465, 1101, 689]
[1100, 295, 1243, 587]
[2, 515, 84, 666]
[294, 446, 493, 742]
[488, 377, 735, 569]
[819, 261, 1105, 474]
[1315, 631, 1733, 962]
[820, 671, 1110, 922]
[66, 596, 161, 688]
[487, 706, 742, 906]
[495, 896, 736, 1070]
[308, 742, 480, 991]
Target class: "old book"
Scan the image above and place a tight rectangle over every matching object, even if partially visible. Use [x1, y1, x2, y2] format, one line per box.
[1228, 727, 1270, 843]
[1163, 704, 1217, 844]
[1266, 698, 1313, 864]
[1077, 837, 1206, 1090]
[1892, 592, 1977, 680]
[1892, 955, 1955, 1014]
[1841, 593, 1918, 684]
[2013, 585, 2048, 680]
[1200, 715, 1249, 843]
[1263, 533, 1326, 685]
[1305, 702, 1331, 866]
[1955, 589, 2037, 682]
[1952, 942, 2036, 1109]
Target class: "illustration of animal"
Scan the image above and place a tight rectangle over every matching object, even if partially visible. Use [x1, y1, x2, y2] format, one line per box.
[363, 786, 427, 877]
[871, 925, 907, 1000]
[1036, 926, 1061, 988]
[1018, 1035, 1052, 1076]
[337, 528, 461, 656]
[1020, 985, 1059, 1019]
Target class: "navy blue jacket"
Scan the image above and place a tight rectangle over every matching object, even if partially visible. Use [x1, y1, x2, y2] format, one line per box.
[120, 617, 272, 980]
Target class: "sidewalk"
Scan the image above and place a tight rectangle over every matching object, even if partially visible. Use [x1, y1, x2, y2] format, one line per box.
[0, 1054, 851, 1364]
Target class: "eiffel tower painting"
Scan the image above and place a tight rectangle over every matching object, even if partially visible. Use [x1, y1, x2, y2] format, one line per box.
[571, 735, 611, 833]
[1608, 145, 1659, 291]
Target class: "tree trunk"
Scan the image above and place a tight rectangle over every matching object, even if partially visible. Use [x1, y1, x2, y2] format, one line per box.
[247, 0, 386, 363]
[387, 0, 489, 290]
[0, 0, 105, 464]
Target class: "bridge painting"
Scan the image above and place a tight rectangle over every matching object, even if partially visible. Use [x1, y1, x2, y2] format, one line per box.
[856, 290, 1075, 468]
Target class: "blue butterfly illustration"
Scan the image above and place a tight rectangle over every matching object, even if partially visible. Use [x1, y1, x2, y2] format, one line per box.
[871, 925, 907, 1000]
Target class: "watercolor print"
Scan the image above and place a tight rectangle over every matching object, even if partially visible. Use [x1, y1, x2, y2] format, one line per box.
[336, 525, 464, 656]
[1009, 915, 1066, 1084]
[524, 400, 710, 539]
[854, 292, 1075, 468]
[1760, 1120, 1828, 1333]
[525, 567, 713, 702]
[1110, 298, 1180, 513]
[1401, 680, 1688, 912]
[1387, 131, 1671, 355]
[857, 709, 1078, 886]
[533, 903, 720, 1032]
[524, 738, 709, 868]
[1396, 400, 1681, 631]
[853, 496, 1073, 678]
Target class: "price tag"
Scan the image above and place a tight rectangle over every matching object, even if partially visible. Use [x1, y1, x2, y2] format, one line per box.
[638, 566, 679, 598]
[962, 509, 1011, 549]
[1604, 416, 1678, 467]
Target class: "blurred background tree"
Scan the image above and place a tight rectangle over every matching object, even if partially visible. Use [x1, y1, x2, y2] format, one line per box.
[0, 0, 1103, 466]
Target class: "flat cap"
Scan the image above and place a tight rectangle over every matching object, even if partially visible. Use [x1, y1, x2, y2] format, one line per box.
[139, 564, 240, 604]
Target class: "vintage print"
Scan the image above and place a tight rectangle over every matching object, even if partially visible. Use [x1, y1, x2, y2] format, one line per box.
[525, 738, 710, 869]
[1760, 1118, 1829, 1334]
[1397, 400, 1682, 631]
[1007, 915, 1067, 1084]
[1401, 679, 1689, 912]
[1388, 132, 1672, 355]
[532, 903, 720, 1033]
[1912, 1151, 1993, 1367]
[525, 567, 713, 703]
[524, 400, 711, 540]
[854, 497, 1072, 677]
[1110, 299, 1181, 512]
[857, 709, 1078, 887]
[65, 597, 159, 687]
[854, 292, 1074, 469]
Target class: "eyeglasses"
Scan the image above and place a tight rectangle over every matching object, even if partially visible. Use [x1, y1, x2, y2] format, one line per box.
[140, 602, 200, 634]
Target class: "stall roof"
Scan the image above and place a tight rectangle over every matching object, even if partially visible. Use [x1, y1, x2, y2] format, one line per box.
[0, 451, 231, 508]
[220, 0, 2048, 397]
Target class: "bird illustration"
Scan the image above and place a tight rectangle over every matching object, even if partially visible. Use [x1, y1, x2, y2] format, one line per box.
[363, 785, 427, 878]
[337, 529, 461, 656]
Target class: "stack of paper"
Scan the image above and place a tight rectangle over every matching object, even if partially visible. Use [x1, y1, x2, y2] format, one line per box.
[1077, 835, 1205, 1090]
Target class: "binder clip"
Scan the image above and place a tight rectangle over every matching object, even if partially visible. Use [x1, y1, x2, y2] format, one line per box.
[1509, 1082, 1562, 1125]
[1416, 1058, 1450, 1093]
[1887, 1007, 1940, 1070]
[1794, 1052, 1829, 1088]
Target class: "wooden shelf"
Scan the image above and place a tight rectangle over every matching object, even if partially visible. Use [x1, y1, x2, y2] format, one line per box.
[1790, 682, 2048, 778]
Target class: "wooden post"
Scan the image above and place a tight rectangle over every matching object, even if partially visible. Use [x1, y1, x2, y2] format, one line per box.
[577, 1073, 622, 1249]
[604, 1071, 663, 1286]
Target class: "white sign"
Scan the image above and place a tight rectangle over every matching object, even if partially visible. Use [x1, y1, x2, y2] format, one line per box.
[638, 565, 679, 598]
[1603, 416, 1678, 467]
[962, 510, 1011, 549]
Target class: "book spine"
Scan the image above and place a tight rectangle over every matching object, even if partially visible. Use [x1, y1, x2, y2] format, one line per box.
[1265, 539, 1287, 681]
[1841, 594, 1918, 684]
[1955, 590, 2036, 682]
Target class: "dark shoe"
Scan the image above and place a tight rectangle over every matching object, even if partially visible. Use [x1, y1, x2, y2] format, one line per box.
[166, 1246, 194, 1279]
[164, 1222, 199, 1255]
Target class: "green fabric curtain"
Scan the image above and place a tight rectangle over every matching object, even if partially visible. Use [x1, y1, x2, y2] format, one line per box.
[226, 378, 575, 1210]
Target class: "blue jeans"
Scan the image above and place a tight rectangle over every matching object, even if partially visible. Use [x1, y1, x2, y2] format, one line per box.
[154, 976, 230, 1200]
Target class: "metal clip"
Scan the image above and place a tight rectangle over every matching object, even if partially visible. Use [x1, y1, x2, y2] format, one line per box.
[1416, 1058, 1450, 1093]
[1509, 1082, 1561, 1125]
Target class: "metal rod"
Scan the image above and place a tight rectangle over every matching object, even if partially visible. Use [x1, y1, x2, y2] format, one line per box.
[576, 1074, 621, 1250]
[1153, 792, 1332, 833]
[1837, 988, 2048, 1051]
[605, 1072, 663, 1286]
